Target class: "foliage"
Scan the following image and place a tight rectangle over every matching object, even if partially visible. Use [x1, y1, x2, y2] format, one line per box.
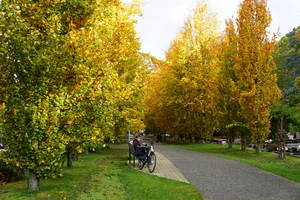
[273, 26, 300, 103]
[0, 159, 22, 185]
[144, 0, 282, 152]
[145, 0, 281, 151]
[272, 26, 300, 136]
[0, 0, 77, 187]
[270, 103, 300, 138]
[0, 0, 146, 192]
[234, 0, 281, 152]
[145, 0, 221, 140]
[217, 18, 246, 148]
[59, 0, 147, 156]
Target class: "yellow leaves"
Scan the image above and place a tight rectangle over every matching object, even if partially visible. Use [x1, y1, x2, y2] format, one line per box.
[1, 0, 146, 182]
[145, 1, 220, 137]
[75, 146, 83, 154]
[13, 109, 18, 115]
[295, 77, 300, 85]
[232, 0, 280, 144]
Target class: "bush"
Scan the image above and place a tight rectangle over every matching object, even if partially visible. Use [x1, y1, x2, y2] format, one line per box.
[266, 143, 278, 152]
[0, 159, 22, 185]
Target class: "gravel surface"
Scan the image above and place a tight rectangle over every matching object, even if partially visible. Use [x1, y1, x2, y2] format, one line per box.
[155, 144, 300, 200]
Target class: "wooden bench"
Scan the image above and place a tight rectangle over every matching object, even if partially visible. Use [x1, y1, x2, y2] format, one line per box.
[128, 141, 136, 167]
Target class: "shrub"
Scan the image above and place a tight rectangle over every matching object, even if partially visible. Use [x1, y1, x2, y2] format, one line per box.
[0, 159, 22, 185]
[266, 143, 278, 152]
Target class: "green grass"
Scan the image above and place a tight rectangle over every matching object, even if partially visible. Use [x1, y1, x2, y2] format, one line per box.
[0, 148, 202, 200]
[167, 141, 300, 183]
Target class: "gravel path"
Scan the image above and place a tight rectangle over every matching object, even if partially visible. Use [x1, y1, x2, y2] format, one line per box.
[155, 144, 300, 200]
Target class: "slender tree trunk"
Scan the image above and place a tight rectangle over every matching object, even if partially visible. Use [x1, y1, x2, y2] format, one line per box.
[228, 140, 233, 149]
[27, 170, 40, 192]
[241, 133, 246, 151]
[189, 135, 193, 142]
[256, 143, 261, 153]
[83, 149, 89, 155]
[228, 135, 233, 149]
[67, 152, 72, 168]
[66, 147, 73, 168]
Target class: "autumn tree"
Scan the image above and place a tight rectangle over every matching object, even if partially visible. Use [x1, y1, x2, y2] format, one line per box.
[61, 0, 146, 166]
[144, 57, 170, 135]
[0, 0, 78, 192]
[234, 0, 281, 153]
[217, 18, 247, 149]
[146, 1, 221, 141]
[0, 0, 144, 192]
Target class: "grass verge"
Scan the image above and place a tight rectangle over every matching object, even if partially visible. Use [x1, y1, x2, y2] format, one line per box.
[167, 141, 300, 183]
[0, 148, 202, 200]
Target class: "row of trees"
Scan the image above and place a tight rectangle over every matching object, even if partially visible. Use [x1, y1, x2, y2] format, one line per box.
[0, 0, 147, 192]
[145, 0, 283, 152]
[272, 26, 300, 134]
[0, 0, 299, 193]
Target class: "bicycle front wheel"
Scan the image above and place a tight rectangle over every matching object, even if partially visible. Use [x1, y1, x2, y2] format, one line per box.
[147, 152, 156, 173]
[138, 158, 145, 170]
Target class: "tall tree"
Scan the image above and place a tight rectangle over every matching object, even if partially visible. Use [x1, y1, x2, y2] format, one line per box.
[0, 0, 144, 192]
[0, 0, 81, 192]
[146, 1, 220, 141]
[60, 0, 145, 166]
[218, 18, 243, 149]
[271, 27, 300, 140]
[235, 0, 281, 153]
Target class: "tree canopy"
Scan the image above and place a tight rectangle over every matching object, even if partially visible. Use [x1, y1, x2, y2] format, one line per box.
[0, 0, 146, 192]
[145, 1, 221, 141]
[145, 0, 281, 152]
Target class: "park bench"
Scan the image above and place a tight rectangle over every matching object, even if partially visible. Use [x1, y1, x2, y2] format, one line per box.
[128, 141, 136, 167]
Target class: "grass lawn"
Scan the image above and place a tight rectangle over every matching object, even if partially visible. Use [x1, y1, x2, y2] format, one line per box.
[0, 148, 202, 200]
[166, 141, 300, 183]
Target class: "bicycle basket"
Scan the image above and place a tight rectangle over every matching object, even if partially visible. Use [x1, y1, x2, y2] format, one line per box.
[136, 146, 145, 156]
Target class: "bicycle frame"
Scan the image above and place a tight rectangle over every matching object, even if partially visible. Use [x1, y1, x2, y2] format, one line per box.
[137, 138, 156, 173]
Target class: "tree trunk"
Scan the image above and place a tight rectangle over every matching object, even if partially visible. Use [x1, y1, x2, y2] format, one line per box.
[67, 152, 72, 168]
[83, 150, 89, 155]
[241, 134, 246, 151]
[228, 135, 234, 149]
[189, 135, 192, 142]
[256, 143, 261, 153]
[228, 140, 233, 149]
[66, 147, 73, 168]
[27, 170, 40, 192]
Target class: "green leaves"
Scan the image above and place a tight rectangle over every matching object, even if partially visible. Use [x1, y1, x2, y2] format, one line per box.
[0, 0, 145, 192]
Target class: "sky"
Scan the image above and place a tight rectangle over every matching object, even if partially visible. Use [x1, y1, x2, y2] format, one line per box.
[122, 0, 300, 60]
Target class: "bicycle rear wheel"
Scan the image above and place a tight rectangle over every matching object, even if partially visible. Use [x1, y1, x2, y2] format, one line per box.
[138, 158, 145, 170]
[147, 152, 156, 173]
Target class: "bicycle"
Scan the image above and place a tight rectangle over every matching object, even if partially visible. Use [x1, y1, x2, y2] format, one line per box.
[136, 138, 156, 173]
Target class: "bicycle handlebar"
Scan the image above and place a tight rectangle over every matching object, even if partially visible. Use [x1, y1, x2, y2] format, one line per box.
[143, 138, 154, 145]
